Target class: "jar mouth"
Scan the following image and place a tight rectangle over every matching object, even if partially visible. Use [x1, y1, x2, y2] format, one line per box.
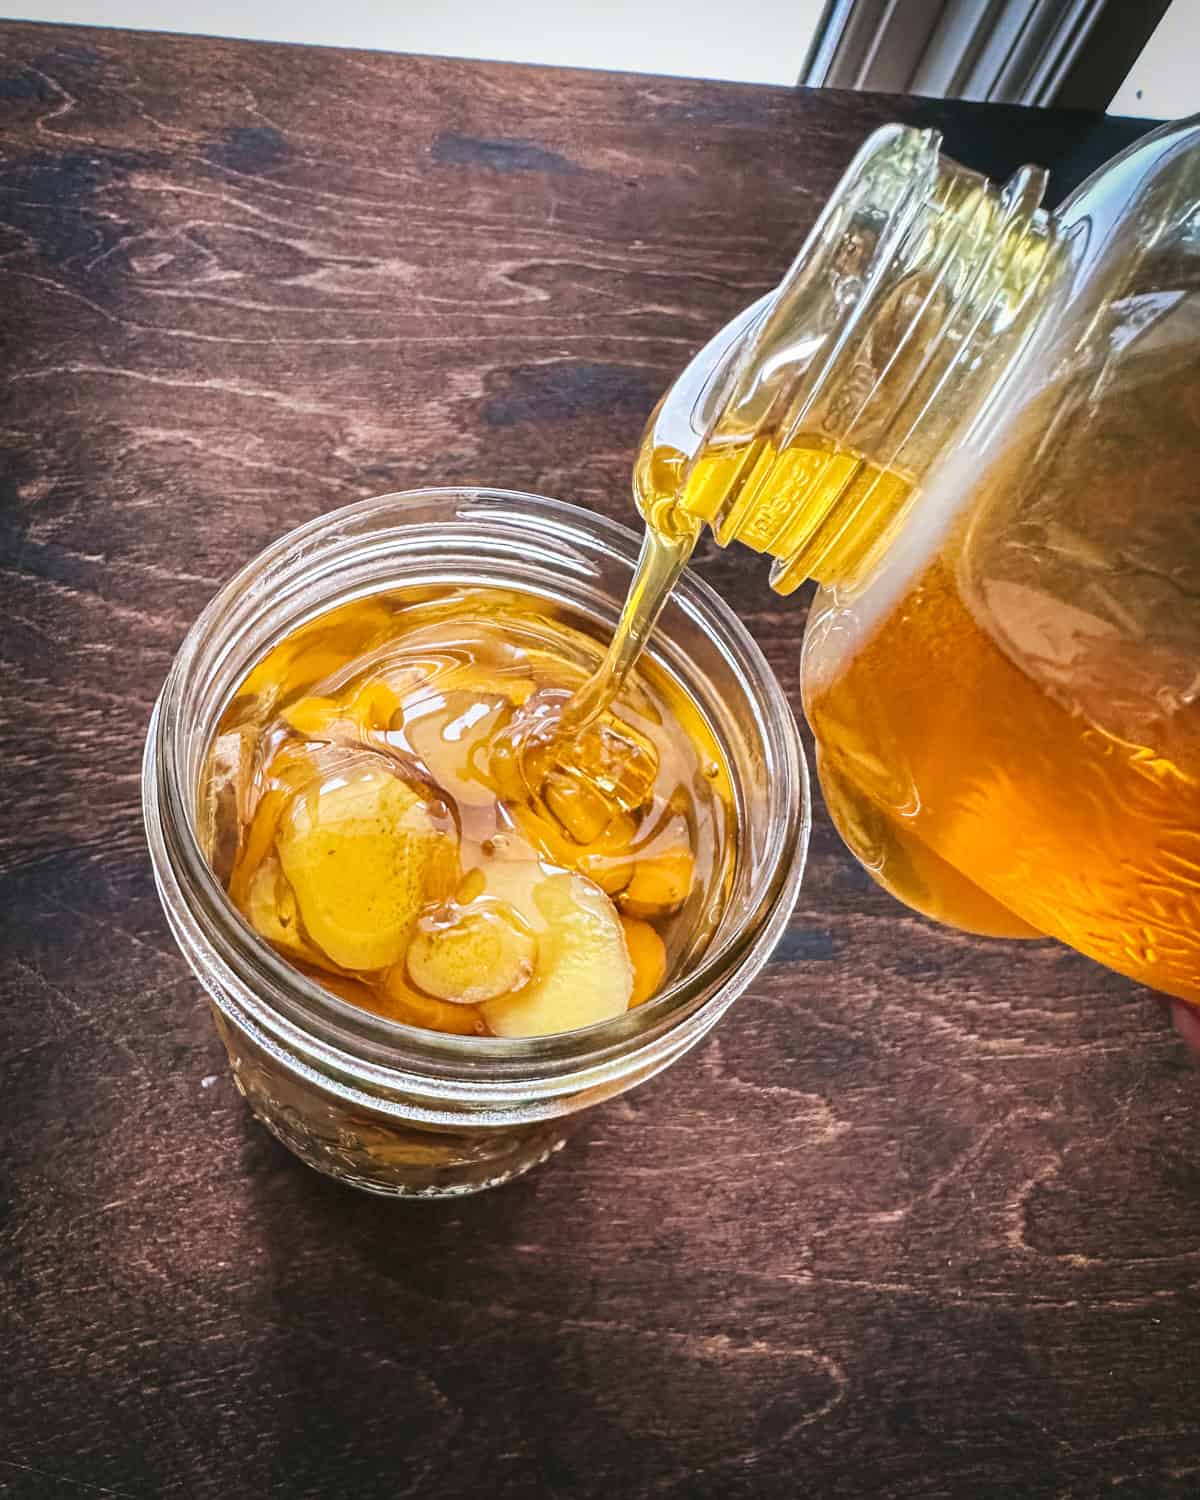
[144, 488, 809, 1091]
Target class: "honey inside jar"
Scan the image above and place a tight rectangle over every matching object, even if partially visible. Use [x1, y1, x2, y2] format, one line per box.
[199, 586, 736, 1037]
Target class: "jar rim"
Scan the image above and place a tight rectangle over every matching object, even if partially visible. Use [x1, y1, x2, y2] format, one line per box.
[144, 488, 809, 1097]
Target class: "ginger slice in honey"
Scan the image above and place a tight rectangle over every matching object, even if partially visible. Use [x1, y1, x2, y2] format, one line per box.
[406, 898, 537, 1004]
[405, 686, 531, 809]
[245, 857, 327, 968]
[618, 849, 696, 919]
[295, 964, 380, 1009]
[228, 786, 292, 909]
[235, 599, 396, 713]
[477, 861, 633, 1037]
[281, 695, 344, 740]
[619, 916, 668, 1006]
[276, 759, 450, 972]
[379, 967, 486, 1035]
[350, 678, 405, 734]
[577, 841, 636, 897]
[200, 725, 256, 885]
[282, 676, 406, 743]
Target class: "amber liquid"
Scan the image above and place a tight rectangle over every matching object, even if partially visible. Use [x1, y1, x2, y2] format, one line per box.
[809, 552, 1200, 999]
[202, 586, 735, 1037]
[804, 365, 1200, 1002]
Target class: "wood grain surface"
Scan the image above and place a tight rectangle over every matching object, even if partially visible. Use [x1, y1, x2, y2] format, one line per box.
[1, 21, 1194, 1499]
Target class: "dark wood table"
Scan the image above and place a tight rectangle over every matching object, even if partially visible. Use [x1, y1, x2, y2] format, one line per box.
[2, 20, 1193, 1499]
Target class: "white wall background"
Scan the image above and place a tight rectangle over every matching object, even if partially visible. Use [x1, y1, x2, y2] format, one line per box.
[8, 0, 1195, 108]
[1110, 0, 1199, 117]
[0, 0, 826, 85]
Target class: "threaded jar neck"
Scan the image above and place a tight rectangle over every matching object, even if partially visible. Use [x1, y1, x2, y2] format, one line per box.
[641, 124, 1063, 593]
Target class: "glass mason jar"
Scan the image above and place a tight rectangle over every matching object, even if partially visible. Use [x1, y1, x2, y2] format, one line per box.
[143, 490, 809, 1197]
[640, 116, 1200, 1004]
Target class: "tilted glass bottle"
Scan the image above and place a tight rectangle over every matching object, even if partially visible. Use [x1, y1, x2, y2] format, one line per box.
[638, 118, 1200, 1002]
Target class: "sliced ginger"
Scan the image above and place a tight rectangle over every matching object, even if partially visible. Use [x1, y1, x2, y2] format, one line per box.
[620, 916, 668, 1006]
[282, 678, 405, 743]
[201, 726, 256, 886]
[405, 687, 527, 808]
[246, 857, 326, 967]
[473, 862, 633, 1037]
[236, 599, 395, 712]
[406, 899, 536, 1004]
[282, 694, 343, 740]
[229, 786, 293, 909]
[296, 964, 379, 1009]
[276, 760, 452, 972]
[379, 968, 486, 1035]
[619, 849, 695, 919]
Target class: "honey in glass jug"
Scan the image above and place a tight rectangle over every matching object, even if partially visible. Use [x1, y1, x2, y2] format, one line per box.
[631, 116, 1200, 1003]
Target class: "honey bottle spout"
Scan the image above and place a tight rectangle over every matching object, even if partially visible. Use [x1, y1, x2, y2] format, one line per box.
[637, 123, 1061, 592]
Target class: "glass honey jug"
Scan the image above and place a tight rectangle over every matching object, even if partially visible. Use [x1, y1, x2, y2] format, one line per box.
[636, 116, 1200, 1003]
